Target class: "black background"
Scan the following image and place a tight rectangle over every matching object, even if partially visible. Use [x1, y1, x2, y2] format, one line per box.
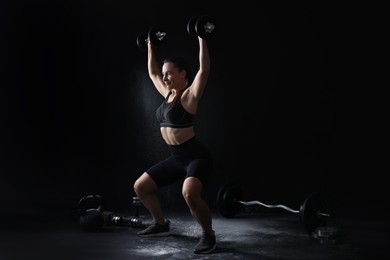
[0, 1, 384, 223]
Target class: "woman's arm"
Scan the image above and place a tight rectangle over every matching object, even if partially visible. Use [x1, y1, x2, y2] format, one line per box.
[187, 36, 210, 100]
[147, 41, 169, 97]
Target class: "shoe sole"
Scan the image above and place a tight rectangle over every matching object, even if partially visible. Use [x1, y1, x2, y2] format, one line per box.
[194, 244, 217, 254]
[137, 231, 171, 237]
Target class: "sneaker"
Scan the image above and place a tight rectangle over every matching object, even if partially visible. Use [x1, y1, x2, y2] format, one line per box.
[194, 232, 217, 254]
[137, 220, 171, 237]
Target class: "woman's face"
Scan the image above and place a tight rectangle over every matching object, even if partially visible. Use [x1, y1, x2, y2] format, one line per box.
[162, 62, 186, 90]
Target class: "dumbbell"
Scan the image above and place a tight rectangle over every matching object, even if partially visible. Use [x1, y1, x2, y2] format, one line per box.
[136, 26, 168, 52]
[216, 183, 331, 234]
[187, 15, 216, 39]
[78, 194, 145, 231]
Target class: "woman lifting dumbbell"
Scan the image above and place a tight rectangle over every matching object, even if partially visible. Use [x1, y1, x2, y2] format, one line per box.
[133, 15, 217, 254]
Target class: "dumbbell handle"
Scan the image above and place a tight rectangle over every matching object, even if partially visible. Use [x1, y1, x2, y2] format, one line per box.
[109, 214, 144, 228]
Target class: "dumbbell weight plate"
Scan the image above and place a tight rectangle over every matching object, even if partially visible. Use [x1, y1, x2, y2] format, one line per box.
[136, 32, 148, 52]
[148, 26, 167, 47]
[187, 16, 199, 38]
[195, 15, 216, 39]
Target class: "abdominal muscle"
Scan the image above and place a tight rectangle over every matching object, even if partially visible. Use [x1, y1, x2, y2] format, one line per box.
[160, 126, 195, 145]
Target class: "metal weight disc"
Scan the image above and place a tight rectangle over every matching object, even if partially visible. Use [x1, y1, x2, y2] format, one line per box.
[217, 182, 243, 218]
[148, 27, 167, 47]
[195, 15, 216, 40]
[299, 192, 330, 233]
[187, 16, 199, 37]
[136, 32, 148, 52]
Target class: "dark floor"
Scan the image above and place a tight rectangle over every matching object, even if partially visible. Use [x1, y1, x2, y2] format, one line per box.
[1, 206, 389, 260]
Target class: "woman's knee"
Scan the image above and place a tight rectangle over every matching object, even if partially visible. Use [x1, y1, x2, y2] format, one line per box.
[133, 173, 156, 195]
[133, 179, 142, 195]
[182, 178, 202, 204]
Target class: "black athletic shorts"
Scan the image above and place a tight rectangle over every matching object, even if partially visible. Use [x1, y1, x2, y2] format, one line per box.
[146, 137, 213, 187]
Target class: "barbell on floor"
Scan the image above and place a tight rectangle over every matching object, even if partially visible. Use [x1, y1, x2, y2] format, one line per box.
[216, 183, 331, 234]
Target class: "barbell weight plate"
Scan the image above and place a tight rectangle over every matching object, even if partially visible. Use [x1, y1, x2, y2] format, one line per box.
[187, 16, 199, 38]
[195, 15, 216, 40]
[136, 32, 148, 52]
[148, 27, 167, 47]
[217, 182, 243, 218]
[299, 192, 330, 234]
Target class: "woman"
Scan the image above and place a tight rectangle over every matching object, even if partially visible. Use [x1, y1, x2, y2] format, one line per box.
[133, 35, 216, 254]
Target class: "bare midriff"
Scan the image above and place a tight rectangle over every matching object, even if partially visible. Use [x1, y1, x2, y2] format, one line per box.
[160, 126, 195, 145]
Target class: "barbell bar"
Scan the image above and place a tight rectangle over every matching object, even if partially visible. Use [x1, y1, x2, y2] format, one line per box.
[216, 182, 331, 234]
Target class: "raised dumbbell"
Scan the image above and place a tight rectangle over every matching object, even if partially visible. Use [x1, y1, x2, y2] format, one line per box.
[187, 15, 216, 39]
[216, 183, 331, 234]
[136, 26, 168, 52]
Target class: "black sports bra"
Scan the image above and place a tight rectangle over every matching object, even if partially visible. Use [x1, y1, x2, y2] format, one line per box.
[156, 92, 194, 128]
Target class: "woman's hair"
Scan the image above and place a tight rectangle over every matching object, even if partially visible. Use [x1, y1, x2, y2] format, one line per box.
[163, 56, 193, 86]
